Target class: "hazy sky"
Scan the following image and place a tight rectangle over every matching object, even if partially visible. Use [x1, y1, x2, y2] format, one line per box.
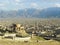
[0, 0, 60, 10]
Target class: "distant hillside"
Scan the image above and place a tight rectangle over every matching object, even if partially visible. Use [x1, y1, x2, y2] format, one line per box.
[0, 7, 60, 18]
[39, 7, 60, 18]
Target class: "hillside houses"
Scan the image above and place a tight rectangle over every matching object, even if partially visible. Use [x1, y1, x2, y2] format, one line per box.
[0, 22, 60, 41]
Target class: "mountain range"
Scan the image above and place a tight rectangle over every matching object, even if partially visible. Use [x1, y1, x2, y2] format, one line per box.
[0, 7, 60, 18]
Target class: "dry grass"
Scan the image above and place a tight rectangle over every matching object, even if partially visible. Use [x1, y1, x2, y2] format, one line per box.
[0, 39, 60, 45]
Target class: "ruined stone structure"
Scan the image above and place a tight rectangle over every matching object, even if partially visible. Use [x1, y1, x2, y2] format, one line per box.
[12, 23, 28, 37]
